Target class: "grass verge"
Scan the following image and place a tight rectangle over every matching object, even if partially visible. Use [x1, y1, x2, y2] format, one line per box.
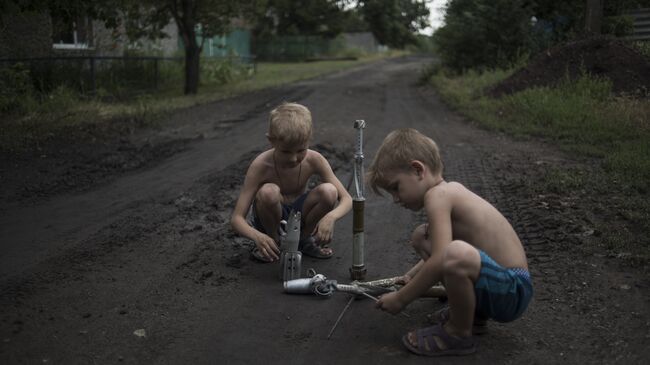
[0, 52, 403, 153]
[427, 67, 650, 262]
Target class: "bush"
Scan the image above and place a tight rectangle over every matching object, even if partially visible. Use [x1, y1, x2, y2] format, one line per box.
[200, 58, 253, 85]
[38, 85, 79, 114]
[632, 41, 650, 59]
[0, 63, 36, 113]
[432, 0, 535, 72]
[603, 15, 635, 37]
[430, 67, 649, 192]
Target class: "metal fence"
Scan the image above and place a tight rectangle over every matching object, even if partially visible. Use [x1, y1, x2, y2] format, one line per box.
[0, 55, 256, 97]
[253, 36, 346, 61]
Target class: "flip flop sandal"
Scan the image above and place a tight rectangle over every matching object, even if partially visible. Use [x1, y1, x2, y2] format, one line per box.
[401, 323, 477, 357]
[430, 307, 488, 335]
[299, 236, 333, 259]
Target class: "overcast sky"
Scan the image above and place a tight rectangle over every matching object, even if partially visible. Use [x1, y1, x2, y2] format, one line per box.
[422, 0, 447, 35]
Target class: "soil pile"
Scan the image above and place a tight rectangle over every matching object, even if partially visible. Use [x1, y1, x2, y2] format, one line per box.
[488, 37, 650, 98]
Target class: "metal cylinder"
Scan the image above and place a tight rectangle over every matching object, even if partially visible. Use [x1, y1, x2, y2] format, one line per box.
[350, 200, 366, 279]
[353, 199, 365, 232]
[283, 278, 313, 294]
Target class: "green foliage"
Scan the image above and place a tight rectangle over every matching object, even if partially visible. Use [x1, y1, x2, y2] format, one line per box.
[253, 35, 346, 61]
[433, 0, 534, 72]
[339, 7, 369, 33]
[528, 0, 648, 41]
[540, 167, 590, 194]
[433, 0, 650, 71]
[409, 34, 436, 53]
[1, 55, 389, 153]
[602, 15, 635, 37]
[632, 41, 650, 58]
[0, 63, 36, 113]
[254, 0, 348, 38]
[429, 67, 650, 257]
[120, 0, 257, 41]
[38, 85, 80, 113]
[200, 58, 253, 85]
[428, 68, 650, 192]
[358, 0, 430, 48]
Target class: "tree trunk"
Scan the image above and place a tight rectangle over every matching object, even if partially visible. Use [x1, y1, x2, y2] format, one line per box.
[171, 0, 203, 95]
[585, 0, 603, 34]
[184, 44, 200, 95]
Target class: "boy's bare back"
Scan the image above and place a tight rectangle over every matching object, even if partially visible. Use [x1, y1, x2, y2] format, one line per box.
[424, 181, 527, 269]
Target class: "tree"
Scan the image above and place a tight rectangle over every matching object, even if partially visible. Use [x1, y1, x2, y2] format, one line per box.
[433, 0, 534, 71]
[253, 0, 349, 38]
[123, 0, 262, 95]
[585, 0, 603, 33]
[529, 0, 650, 41]
[432, 0, 650, 71]
[7, 0, 260, 95]
[357, 0, 430, 48]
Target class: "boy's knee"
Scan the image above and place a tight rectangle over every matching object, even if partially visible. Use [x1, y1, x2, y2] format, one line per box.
[256, 183, 282, 205]
[410, 224, 428, 249]
[316, 183, 338, 206]
[442, 240, 474, 275]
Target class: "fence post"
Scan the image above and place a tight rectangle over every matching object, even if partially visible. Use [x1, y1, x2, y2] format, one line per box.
[154, 58, 159, 90]
[89, 56, 96, 95]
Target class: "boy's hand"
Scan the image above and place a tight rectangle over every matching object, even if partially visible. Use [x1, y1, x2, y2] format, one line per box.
[255, 233, 280, 261]
[396, 274, 412, 285]
[313, 214, 335, 244]
[376, 292, 405, 315]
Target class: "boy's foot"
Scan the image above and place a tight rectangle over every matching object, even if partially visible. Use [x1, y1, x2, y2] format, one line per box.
[429, 307, 488, 335]
[299, 236, 333, 259]
[250, 247, 274, 263]
[402, 323, 477, 357]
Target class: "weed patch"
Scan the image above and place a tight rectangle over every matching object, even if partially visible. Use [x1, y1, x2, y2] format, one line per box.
[0, 53, 398, 153]
[429, 67, 650, 260]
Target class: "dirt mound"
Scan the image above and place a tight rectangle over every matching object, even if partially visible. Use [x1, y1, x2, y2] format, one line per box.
[488, 37, 650, 98]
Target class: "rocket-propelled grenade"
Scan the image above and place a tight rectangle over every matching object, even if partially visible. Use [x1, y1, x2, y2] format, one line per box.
[350, 120, 367, 280]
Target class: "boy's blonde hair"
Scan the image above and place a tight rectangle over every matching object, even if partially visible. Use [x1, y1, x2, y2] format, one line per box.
[268, 102, 313, 145]
[367, 128, 444, 195]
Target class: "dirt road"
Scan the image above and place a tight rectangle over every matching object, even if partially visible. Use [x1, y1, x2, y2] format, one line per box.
[1, 56, 648, 364]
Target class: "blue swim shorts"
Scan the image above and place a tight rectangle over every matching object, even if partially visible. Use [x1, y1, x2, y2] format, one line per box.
[250, 191, 310, 234]
[474, 250, 533, 323]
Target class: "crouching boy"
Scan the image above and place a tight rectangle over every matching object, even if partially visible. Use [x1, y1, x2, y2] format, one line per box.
[231, 102, 352, 262]
[368, 128, 532, 356]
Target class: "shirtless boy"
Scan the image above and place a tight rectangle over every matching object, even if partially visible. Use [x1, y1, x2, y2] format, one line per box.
[231, 102, 352, 262]
[368, 128, 533, 356]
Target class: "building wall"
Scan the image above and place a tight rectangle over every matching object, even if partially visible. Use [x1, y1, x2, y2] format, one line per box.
[203, 29, 251, 58]
[342, 32, 380, 53]
[92, 21, 126, 56]
[92, 21, 180, 57]
[158, 22, 180, 56]
[0, 12, 247, 59]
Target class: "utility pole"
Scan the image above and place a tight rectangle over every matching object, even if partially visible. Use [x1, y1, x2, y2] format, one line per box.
[585, 0, 604, 34]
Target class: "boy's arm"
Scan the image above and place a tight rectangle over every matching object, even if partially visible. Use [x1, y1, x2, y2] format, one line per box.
[230, 162, 280, 260]
[398, 189, 452, 304]
[312, 152, 353, 242]
[378, 189, 452, 313]
[402, 259, 425, 282]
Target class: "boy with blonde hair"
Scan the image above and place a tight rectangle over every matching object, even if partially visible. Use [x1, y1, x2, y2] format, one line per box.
[231, 102, 352, 262]
[368, 128, 532, 356]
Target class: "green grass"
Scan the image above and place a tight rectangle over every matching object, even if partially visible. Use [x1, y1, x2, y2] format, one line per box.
[430, 70, 650, 190]
[0, 52, 402, 152]
[428, 67, 650, 260]
[97, 52, 399, 122]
